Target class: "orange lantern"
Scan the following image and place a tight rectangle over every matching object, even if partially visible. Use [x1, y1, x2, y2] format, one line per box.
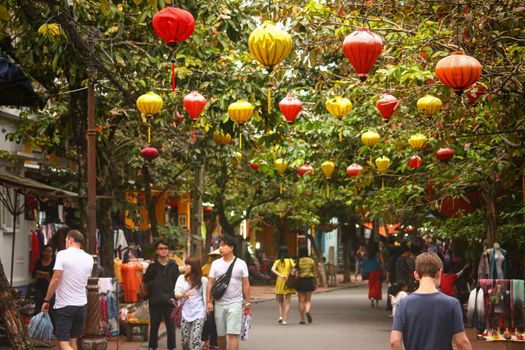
[435, 52, 482, 95]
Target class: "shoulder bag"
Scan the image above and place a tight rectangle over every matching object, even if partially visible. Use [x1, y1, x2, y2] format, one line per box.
[211, 258, 237, 300]
[171, 298, 186, 328]
[285, 259, 300, 289]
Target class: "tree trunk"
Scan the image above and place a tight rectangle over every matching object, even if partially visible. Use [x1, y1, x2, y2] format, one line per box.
[341, 218, 356, 283]
[142, 164, 158, 237]
[97, 198, 114, 276]
[481, 180, 497, 245]
[0, 259, 32, 350]
[191, 163, 205, 257]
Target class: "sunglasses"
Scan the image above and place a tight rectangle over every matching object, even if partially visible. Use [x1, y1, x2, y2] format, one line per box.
[157, 247, 169, 250]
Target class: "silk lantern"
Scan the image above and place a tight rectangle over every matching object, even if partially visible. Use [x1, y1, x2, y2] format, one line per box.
[435, 52, 482, 95]
[249, 161, 260, 171]
[408, 155, 423, 169]
[141, 146, 160, 162]
[417, 95, 442, 116]
[228, 100, 254, 149]
[436, 147, 454, 162]
[346, 163, 363, 177]
[361, 131, 380, 147]
[136, 92, 163, 144]
[212, 130, 232, 146]
[408, 134, 428, 150]
[321, 161, 336, 197]
[376, 94, 400, 122]
[279, 93, 303, 124]
[153, 6, 195, 92]
[375, 156, 390, 189]
[248, 21, 292, 114]
[326, 96, 353, 142]
[275, 158, 288, 194]
[184, 91, 206, 144]
[297, 162, 314, 177]
[343, 28, 383, 81]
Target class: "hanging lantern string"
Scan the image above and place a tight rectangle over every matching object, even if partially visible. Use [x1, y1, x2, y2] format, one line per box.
[171, 58, 176, 92]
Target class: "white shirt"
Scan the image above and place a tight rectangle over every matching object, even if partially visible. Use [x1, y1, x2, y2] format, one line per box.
[174, 276, 208, 322]
[391, 291, 409, 317]
[53, 247, 94, 309]
[209, 257, 249, 305]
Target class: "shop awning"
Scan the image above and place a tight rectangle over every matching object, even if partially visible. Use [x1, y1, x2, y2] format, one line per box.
[0, 167, 77, 197]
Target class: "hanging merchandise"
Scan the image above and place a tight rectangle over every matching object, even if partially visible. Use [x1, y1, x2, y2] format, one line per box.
[376, 94, 399, 122]
[183, 91, 207, 144]
[228, 100, 254, 149]
[408, 155, 423, 169]
[436, 147, 454, 162]
[417, 95, 442, 116]
[346, 163, 363, 177]
[343, 28, 383, 81]
[248, 21, 292, 115]
[212, 130, 232, 146]
[152, 6, 195, 92]
[320, 161, 335, 197]
[408, 133, 428, 150]
[274, 158, 288, 194]
[279, 93, 303, 124]
[136, 92, 163, 144]
[435, 51, 482, 95]
[361, 131, 380, 147]
[326, 96, 353, 142]
[297, 162, 314, 177]
[140, 146, 160, 162]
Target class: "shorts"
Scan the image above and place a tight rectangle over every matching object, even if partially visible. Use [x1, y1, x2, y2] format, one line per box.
[214, 302, 242, 336]
[54, 305, 87, 341]
[296, 277, 315, 292]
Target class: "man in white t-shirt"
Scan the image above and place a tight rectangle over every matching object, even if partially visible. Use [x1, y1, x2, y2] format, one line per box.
[42, 230, 94, 350]
[207, 236, 251, 350]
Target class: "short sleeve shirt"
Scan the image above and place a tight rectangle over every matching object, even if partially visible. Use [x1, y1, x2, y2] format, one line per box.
[209, 257, 249, 305]
[440, 273, 458, 297]
[392, 291, 464, 350]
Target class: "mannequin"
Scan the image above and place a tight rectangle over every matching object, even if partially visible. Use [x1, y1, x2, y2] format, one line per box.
[487, 242, 507, 280]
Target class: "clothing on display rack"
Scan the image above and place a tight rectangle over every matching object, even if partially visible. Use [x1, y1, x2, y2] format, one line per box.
[120, 260, 143, 303]
[113, 229, 129, 260]
[478, 279, 525, 330]
[467, 286, 485, 331]
[98, 278, 119, 337]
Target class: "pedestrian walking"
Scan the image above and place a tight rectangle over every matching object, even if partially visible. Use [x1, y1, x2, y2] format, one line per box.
[175, 257, 208, 350]
[270, 248, 296, 325]
[365, 243, 383, 307]
[354, 244, 367, 282]
[207, 236, 251, 350]
[388, 282, 408, 317]
[143, 240, 180, 350]
[41, 230, 94, 350]
[296, 247, 317, 324]
[202, 249, 221, 350]
[390, 252, 472, 350]
[440, 263, 470, 298]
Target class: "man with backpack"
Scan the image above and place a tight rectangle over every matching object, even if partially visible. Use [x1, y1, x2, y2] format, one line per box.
[207, 236, 251, 350]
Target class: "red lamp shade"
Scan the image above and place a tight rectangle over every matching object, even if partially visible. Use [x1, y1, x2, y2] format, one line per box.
[436, 147, 454, 162]
[297, 162, 314, 177]
[376, 94, 400, 121]
[465, 83, 487, 104]
[343, 28, 383, 81]
[152, 7, 195, 46]
[183, 91, 206, 121]
[279, 93, 303, 124]
[435, 52, 482, 95]
[346, 163, 363, 177]
[408, 155, 423, 169]
[141, 146, 160, 161]
[249, 162, 260, 171]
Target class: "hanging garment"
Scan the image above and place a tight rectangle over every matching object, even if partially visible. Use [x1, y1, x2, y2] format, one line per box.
[113, 229, 128, 259]
[489, 248, 507, 279]
[113, 258, 123, 284]
[467, 287, 485, 330]
[121, 262, 141, 303]
[511, 279, 525, 328]
[477, 251, 490, 279]
[30, 230, 40, 272]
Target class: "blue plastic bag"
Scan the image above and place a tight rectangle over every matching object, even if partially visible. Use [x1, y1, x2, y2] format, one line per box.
[28, 312, 54, 342]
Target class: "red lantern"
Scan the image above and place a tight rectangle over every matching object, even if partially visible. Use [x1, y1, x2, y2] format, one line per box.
[435, 52, 482, 95]
[408, 155, 423, 169]
[141, 146, 160, 161]
[346, 163, 363, 177]
[152, 6, 195, 92]
[249, 162, 260, 171]
[343, 28, 383, 81]
[376, 94, 400, 121]
[297, 162, 314, 177]
[204, 206, 214, 214]
[465, 83, 487, 104]
[436, 147, 454, 162]
[279, 93, 303, 124]
[183, 91, 206, 121]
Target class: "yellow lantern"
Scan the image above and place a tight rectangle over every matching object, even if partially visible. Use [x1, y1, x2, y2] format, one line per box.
[408, 133, 428, 150]
[361, 131, 380, 147]
[326, 96, 353, 142]
[212, 131, 232, 146]
[136, 92, 163, 143]
[232, 152, 243, 167]
[38, 23, 63, 40]
[417, 95, 442, 116]
[375, 156, 391, 173]
[274, 158, 288, 194]
[228, 100, 254, 149]
[321, 161, 336, 197]
[248, 21, 292, 114]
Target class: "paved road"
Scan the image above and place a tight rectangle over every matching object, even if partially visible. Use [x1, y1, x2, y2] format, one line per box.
[242, 284, 392, 350]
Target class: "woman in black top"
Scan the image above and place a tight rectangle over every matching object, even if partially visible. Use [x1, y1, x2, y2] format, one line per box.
[32, 244, 55, 315]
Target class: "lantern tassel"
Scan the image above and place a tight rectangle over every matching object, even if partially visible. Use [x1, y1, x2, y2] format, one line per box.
[193, 127, 197, 144]
[267, 86, 272, 114]
[339, 127, 343, 143]
[239, 131, 243, 149]
[382, 178, 385, 190]
[273, 144, 278, 161]
[148, 126, 151, 144]
[288, 132, 292, 147]
[326, 183, 330, 197]
[171, 60, 176, 92]
[280, 181, 283, 195]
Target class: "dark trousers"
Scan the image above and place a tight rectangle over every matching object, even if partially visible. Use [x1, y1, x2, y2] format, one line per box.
[201, 311, 217, 346]
[149, 303, 175, 349]
[34, 288, 55, 328]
